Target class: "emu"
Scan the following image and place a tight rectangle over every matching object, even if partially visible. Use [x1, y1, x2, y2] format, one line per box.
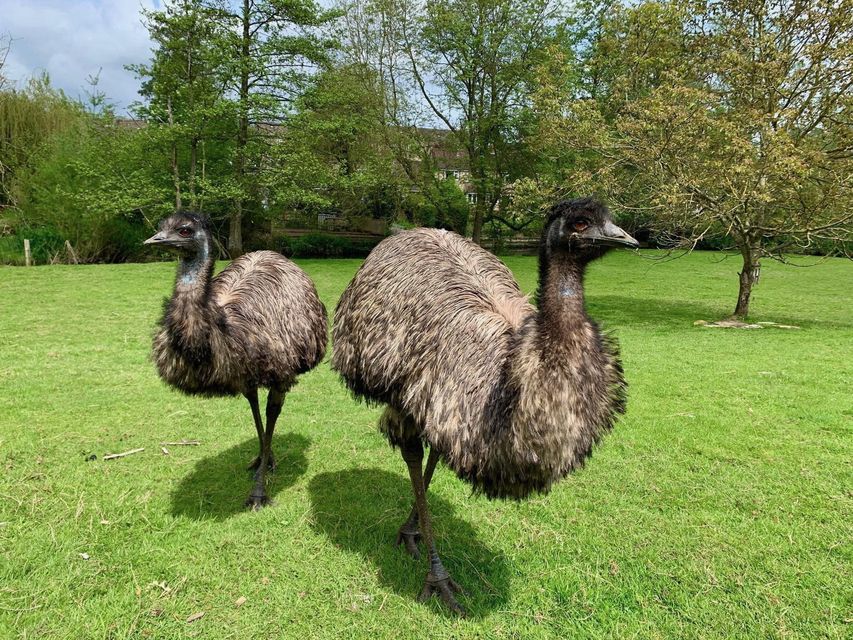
[332, 197, 638, 614]
[145, 212, 327, 509]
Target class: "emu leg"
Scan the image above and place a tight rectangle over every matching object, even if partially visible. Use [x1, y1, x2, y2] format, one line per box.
[245, 388, 275, 473]
[396, 446, 440, 559]
[401, 438, 465, 616]
[246, 387, 284, 510]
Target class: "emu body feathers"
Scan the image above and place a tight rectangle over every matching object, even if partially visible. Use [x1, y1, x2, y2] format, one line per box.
[153, 250, 327, 396]
[332, 226, 628, 500]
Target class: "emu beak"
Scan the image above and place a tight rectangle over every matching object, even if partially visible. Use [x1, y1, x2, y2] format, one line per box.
[585, 221, 639, 248]
[144, 232, 169, 246]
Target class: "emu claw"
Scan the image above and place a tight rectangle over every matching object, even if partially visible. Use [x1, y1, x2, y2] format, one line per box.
[247, 455, 276, 473]
[395, 525, 422, 560]
[418, 573, 466, 617]
[245, 494, 271, 511]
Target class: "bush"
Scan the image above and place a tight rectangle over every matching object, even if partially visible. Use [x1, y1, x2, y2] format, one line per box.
[283, 232, 381, 258]
[12, 112, 173, 263]
[0, 226, 65, 265]
[95, 214, 151, 263]
[293, 233, 350, 257]
[415, 178, 469, 234]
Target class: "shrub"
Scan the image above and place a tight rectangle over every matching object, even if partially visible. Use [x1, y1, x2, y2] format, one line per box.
[285, 232, 381, 258]
[0, 226, 65, 264]
[291, 233, 350, 257]
[415, 178, 469, 234]
[95, 214, 151, 263]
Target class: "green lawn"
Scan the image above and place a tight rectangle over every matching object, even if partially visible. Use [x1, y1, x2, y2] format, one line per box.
[1, 251, 851, 639]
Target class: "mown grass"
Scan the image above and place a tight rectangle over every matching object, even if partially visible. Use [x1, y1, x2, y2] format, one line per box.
[0, 251, 850, 639]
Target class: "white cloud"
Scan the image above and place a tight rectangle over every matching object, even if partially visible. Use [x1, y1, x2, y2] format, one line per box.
[0, 0, 159, 113]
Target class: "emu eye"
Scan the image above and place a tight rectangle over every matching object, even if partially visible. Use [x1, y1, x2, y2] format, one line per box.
[572, 219, 590, 233]
[178, 227, 193, 238]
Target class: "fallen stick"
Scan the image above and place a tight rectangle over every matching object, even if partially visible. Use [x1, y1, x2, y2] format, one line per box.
[159, 440, 201, 446]
[103, 448, 145, 460]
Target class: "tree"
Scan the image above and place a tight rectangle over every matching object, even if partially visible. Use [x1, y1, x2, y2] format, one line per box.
[14, 111, 171, 262]
[413, 0, 558, 243]
[334, 0, 454, 225]
[536, 0, 853, 318]
[363, 0, 560, 244]
[0, 34, 10, 91]
[205, 0, 336, 255]
[529, 1, 688, 228]
[416, 176, 469, 233]
[130, 0, 233, 212]
[0, 74, 81, 208]
[266, 64, 406, 222]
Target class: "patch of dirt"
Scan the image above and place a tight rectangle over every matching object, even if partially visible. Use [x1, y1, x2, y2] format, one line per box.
[694, 320, 800, 329]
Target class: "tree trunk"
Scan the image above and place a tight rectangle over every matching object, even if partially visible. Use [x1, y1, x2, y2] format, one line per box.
[733, 243, 761, 319]
[199, 140, 206, 211]
[471, 203, 484, 245]
[167, 97, 181, 210]
[229, 0, 251, 257]
[188, 137, 198, 210]
[469, 164, 488, 245]
[228, 205, 242, 257]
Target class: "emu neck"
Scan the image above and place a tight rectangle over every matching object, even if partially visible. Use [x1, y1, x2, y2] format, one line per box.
[167, 238, 216, 350]
[537, 251, 589, 344]
[175, 238, 213, 302]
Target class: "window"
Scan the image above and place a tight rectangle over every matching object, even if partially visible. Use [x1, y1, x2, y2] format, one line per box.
[466, 192, 478, 204]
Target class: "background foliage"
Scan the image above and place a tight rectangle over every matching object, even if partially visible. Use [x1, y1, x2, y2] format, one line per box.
[0, 0, 850, 315]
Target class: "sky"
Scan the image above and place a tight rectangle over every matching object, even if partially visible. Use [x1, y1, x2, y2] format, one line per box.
[1, 0, 160, 114]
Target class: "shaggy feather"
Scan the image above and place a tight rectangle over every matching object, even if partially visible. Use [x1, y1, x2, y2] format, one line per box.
[151, 212, 327, 397]
[332, 200, 630, 500]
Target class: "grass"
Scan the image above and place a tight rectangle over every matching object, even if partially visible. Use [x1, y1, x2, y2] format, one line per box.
[0, 250, 851, 639]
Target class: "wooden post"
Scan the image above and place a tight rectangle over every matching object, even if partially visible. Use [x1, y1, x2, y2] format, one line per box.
[65, 240, 79, 264]
[24, 239, 31, 266]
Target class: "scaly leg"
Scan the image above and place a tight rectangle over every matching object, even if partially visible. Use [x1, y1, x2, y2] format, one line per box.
[396, 446, 440, 559]
[245, 388, 275, 472]
[246, 387, 283, 510]
[400, 438, 465, 616]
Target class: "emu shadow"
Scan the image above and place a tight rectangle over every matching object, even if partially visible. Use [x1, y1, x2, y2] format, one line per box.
[170, 433, 310, 521]
[308, 468, 510, 618]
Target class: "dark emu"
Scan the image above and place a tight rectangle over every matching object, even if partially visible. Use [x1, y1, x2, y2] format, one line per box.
[144, 212, 327, 509]
[332, 198, 638, 614]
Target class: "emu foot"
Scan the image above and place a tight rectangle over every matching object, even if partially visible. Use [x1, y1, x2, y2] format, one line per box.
[245, 493, 271, 511]
[247, 454, 276, 473]
[418, 572, 466, 617]
[395, 523, 422, 560]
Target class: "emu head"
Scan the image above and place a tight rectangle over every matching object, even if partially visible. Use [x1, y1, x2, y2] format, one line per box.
[542, 197, 638, 263]
[144, 211, 212, 257]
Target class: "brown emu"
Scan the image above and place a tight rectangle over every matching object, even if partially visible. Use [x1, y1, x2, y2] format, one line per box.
[145, 212, 327, 509]
[332, 197, 638, 614]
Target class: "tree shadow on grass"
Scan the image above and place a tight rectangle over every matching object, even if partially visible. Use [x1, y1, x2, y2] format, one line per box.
[589, 295, 731, 329]
[170, 433, 310, 521]
[308, 468, 510, 618]
[591, 294, 850, 329]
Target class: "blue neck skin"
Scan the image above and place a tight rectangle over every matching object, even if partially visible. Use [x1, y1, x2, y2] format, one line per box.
[556, 268, 585, 310]
[178, 239, 210, 286]
[538, 252, 587, 329]
[552, 257, 585, 303]
[560, 279, 578, 298]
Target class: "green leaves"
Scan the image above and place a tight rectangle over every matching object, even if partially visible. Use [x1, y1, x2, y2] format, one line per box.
[531, 0, 853, 316]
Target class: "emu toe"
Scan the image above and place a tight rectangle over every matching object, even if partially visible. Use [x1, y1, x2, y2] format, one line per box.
[245, 493, 271, 511]
[395, 524, 422, 560]
[247, 454, 276, 473]
[418, 572, 466, 617]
